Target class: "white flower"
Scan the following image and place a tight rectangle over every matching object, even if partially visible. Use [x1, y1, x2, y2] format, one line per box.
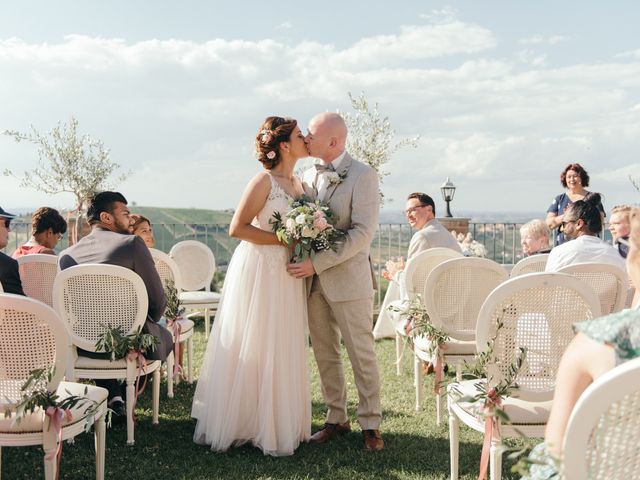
[295, 214, 307, 225]
[327, 172, 341, 184]
[285, 218, 296, 231]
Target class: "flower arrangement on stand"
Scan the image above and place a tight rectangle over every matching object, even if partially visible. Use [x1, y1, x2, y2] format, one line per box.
[270, 195, 345, 261]
[451, 230, 488, 258]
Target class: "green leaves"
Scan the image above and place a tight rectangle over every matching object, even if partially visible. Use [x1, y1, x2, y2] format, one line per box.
[164, 279, 184, 322]
[95, 325, 158, 361]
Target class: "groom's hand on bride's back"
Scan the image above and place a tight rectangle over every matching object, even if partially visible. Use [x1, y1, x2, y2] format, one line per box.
[287, 257, 315, 278]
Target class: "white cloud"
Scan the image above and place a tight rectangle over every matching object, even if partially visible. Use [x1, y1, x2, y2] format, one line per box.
[419, 7, 458, 24]
[519, 34, 569, 45]
[276, 22, 293, 30]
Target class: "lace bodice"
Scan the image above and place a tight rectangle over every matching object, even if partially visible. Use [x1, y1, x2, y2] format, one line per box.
[252, 175, 294, 231]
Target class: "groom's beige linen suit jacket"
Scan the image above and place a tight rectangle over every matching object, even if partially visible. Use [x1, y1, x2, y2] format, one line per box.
[302, 152, 382, 430]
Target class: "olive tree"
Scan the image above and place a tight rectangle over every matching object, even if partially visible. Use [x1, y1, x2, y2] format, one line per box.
[341, 92, 420, 205]
[3, 117, 124, 241]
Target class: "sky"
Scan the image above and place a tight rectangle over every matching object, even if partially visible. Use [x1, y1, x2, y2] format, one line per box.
[1, 1, 640, 216]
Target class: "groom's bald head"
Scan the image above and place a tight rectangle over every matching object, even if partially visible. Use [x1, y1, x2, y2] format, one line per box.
[306, 113, 347, 162]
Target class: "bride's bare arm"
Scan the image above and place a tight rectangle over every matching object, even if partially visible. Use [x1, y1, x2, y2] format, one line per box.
[229, 172, 283, 245]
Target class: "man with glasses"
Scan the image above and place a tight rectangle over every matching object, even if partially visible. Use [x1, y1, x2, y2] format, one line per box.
[0, 206, 25, 295]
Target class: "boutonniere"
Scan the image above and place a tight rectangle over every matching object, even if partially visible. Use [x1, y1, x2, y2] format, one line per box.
[327, 169, 348, 185]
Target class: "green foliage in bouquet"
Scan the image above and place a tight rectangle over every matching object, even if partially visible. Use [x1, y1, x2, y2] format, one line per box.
[270, 195, 345, 262]
[3, 366, 102, 432]
[95, 325, 157, 361]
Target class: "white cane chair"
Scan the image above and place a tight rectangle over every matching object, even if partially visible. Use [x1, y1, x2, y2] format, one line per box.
[510, 254, 549, 277]
[392, 248, 463, 375]
[169, 241, 221, 339]
[558, 262, 628, 315]
[53, 264, 162, 445]
[416, 257, 508, 420]
[149, 248, 195, 392]
[563, 357, 640, 480]
[17, 254, 59, 307]
[447, 273, 600, 480]
[0, 293, 108, 479]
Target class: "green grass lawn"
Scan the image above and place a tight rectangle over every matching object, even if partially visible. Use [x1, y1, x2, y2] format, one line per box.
[2, 321, 530, 479]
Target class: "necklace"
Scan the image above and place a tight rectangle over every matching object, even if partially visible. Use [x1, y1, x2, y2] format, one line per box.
[270, 172, 294, 182]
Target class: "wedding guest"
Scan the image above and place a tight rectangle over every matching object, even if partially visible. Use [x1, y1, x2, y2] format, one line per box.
[0, 206, 25, 295]
[545, 193, 625, 272]
[522, 207, 640, 480]
[609, 204, 632, 258]
[59, 191, 171, 417]
[12, 207, 67, 258]
[131, 214, 155, 248]
[374, 193, 461, 340]
[520, 219, 551, 256]
[546, 163, 604, 246]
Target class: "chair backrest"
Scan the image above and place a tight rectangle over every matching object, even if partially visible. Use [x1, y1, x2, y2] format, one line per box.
[149, 248, 183, 291]
[563, 357, 640, 480]
[476, 273, 600, 402]
[558, 262, 628, 316]
[402, 247, 464, 300]
[52, 264, 148, 352]
[169, 240, 216, 292]
[17, 254, 59, 307]
[0, 293, 68, 403]
[510, 254, 549, 277]
[424, 257, 509, 341]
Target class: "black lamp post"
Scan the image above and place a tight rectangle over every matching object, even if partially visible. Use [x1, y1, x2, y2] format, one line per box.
[440, 177, 456, 217]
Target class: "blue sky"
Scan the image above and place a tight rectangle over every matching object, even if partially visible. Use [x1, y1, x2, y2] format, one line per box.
[1, 1, 639, 215]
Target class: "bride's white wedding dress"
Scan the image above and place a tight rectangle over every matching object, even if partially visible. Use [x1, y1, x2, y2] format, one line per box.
[191, 175, 311, 456]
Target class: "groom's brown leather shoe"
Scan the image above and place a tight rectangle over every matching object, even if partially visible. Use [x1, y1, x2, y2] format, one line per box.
[309, 421, 351, 444]
[363, 429, 384, 451]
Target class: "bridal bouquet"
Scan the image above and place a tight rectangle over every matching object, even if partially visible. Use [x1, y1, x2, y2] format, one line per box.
[270, 196, 344, 261]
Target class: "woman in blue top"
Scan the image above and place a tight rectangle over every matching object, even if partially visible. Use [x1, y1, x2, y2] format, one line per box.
[546, 163, 605, 246]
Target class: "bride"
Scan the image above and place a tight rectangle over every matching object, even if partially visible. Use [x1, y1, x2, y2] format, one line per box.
[191, 116, 311, 456]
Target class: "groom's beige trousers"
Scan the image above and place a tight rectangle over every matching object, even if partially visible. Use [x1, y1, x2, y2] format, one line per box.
[308, 276, 382, 430]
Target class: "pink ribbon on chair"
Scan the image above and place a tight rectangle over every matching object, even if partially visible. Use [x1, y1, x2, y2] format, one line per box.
[168, 319, 183, 381]
[45, 406, 72, 480]
[477, 388, 502, 480]
[433, 343, 448, 395]
[126, 349, 149, 421]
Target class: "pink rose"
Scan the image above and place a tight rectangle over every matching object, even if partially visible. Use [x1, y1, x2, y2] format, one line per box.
[313, 217, 329, 230]
[313, 210, 326, 219]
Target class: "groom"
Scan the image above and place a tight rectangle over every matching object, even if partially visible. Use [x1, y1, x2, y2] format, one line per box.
[287, 113, 383, 451]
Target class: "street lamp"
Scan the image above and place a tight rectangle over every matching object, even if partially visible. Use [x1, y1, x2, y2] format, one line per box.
[440, 177, 456, 217]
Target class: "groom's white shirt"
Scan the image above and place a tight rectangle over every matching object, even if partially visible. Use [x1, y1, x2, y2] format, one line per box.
[316, 151, 346, 201]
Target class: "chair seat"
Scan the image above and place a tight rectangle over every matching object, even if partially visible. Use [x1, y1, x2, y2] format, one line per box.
[450, 379, 551, 425]
[75, 355, 160, 370]
[0, 381, 108, 433]
[179, 291, 221, 305]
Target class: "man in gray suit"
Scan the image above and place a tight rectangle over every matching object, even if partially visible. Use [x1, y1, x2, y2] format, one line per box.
[59, 191, 171, 414]
[287, 113, 383, 451]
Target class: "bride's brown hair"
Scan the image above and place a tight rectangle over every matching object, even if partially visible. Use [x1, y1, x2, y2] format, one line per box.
[255, 116, 297, 170]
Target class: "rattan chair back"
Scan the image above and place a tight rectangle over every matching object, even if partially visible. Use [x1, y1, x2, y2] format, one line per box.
[424, 257, 508, 341]
[476, 272, 600, 402]
[17, 253, 59, 307]
[169, 240, 216, 292]
[558, 262, 628, 316]
[403, 247, 463, 301]
[563, 357, 640, 480]
[52, 264, 148, 352]
[149, 248, 183, 291]
[510, 254, 549, 277]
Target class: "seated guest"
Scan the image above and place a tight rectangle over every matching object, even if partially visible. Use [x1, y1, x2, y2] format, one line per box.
[0, 206, 25, 295]
[609, 204, 632, 258]
[59, 192, 172, 414]
[522, 207, 640, 479]
[374, 192, 461, 340]
[12, 207, 67, 258]
[520, 219, 551, 256]
[130, 214, 155, 248]
[545, 193, 625, 273]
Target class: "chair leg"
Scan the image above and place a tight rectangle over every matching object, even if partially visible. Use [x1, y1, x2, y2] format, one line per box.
[152, 368, 160, 425]
[414, 354, 423, 411]
[456, 362, 462, 382]
[42, 428, 57, 480]
[436, 391, 442, 425]
[187, 336, 194, 384]
[490, 438, 502, 480]
[449, 404, 460, 480]
[204, 308, 210, 339]
[95, 412, 106, 480]
[126, 376, 135, 445]
[167, 352, 174, 399]
[395, 333, 402, 376]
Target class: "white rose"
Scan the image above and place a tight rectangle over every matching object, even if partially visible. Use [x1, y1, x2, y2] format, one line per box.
[327, 172, 340, 184]
[295, 214, 307, 225]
